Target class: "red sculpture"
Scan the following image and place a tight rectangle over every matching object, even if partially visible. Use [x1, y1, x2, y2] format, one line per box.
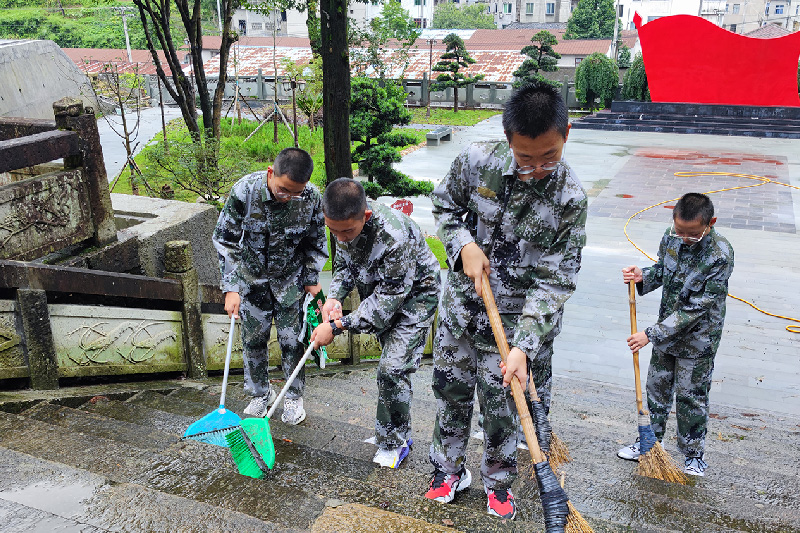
[635, 13, 800, 107]
[390, 198, 414, 215]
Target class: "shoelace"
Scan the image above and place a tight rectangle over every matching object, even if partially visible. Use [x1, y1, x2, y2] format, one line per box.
[492, 489, 510, 503]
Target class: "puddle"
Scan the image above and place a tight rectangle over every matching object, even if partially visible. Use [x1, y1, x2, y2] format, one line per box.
[0, 480, 100, 518]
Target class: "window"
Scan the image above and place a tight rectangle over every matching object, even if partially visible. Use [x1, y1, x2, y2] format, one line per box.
[764, 2, 770, 14]
[729, 23, 737, 32]
[725, 3, 729, 12]
[252, 22, 262, 30]
[546, 2, 555, 14]
[526, 2, 535, 14]
[575, 57, 582, 66]
[733, 3, 740, 13]
[775, 4, 784, 13]
[504, 3, 512, 13]
[238, 19, 246, 34]
[618, 4, 624, 16]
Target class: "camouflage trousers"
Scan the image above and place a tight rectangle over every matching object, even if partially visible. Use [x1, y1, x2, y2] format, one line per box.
[646, 349, 716, 458]
[373, 316, 434, 450]
[239, 286, 305, 400]
[430, 310, 559, 489]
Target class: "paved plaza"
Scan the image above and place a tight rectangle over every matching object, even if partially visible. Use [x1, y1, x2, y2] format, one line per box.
[393, 115, 800, 417]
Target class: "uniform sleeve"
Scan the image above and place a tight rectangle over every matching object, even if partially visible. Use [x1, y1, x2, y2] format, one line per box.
[300, 196, 329, 286]
[645, 253, 733, 350]
[329, 250, 354, 303]
[212, 185, 246, 294]
[639, 233, 669, 296]
[432, 148, 476, 271]
[512, 195, 587, 357]
[340, 240, 415, 334]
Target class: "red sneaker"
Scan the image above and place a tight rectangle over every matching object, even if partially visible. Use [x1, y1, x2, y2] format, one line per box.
[424, 467, 472, 503]
[486, 488, 516, 519]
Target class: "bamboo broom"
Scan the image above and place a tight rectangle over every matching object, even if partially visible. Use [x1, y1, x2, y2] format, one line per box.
[482, 273, 592, 532]
[628, 281, 689, 485]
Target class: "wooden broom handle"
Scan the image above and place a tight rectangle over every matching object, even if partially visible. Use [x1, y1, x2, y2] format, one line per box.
[628, 281, 645, 414]
[480, 272, 547, 464]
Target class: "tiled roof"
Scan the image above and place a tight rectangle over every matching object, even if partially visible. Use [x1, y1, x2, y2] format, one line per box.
[63, 48, 174, 76]
[744, 24, 792, 39]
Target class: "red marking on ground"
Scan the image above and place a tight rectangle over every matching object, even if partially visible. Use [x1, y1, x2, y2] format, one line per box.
[390, 198, 414, 215]
[616, 194, 634, 198]
[664, 205, 675, 209]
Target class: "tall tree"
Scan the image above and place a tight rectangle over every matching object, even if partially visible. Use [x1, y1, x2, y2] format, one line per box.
[430, 33, 484, 113]
[319, 0, 352, 183]
[132, 0, 239, 142]
[563, 0, 617, 39]
[351, 0, 420, 79]
[513, 30, 561, 89]
[431, 3, 495, 29]
[575, 51, 619, 110]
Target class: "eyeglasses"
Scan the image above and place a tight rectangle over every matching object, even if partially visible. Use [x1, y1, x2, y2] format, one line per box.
[272, 188, 304, 200]
[516, 161, 562, 177]
[669, 224, 709, 243]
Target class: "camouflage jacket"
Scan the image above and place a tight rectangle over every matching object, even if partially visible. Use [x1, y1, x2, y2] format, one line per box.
[639, 227, 734, 358]
[212, 171, 328, 307]
[330, 203, 441, 335]
[432, 141, 587, 357]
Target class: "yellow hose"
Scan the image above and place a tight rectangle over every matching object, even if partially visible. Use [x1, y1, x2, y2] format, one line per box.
[622, 171, 800, 334]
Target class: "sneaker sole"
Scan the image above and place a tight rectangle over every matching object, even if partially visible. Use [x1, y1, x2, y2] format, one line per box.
[487, 505, 517, 520]
[617, 451, 641, 461]
[428, 468, 472, 503]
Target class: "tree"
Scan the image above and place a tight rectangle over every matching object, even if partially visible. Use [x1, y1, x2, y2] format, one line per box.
[431, 3, 495, 29]
[513, 30, 561, 89]
[351, 0, 420, 79]
[617, 44, 632, 68]
[350, 76, 433, 198]
[564, 0, 617, 39]
[621, 53, 650, 101]
[295, 57, 323, 131]
[574, 52, 619, 110]
[319, 0, 352, 183]
[132, 0, 239, 143]
[431, 33, 485, 113]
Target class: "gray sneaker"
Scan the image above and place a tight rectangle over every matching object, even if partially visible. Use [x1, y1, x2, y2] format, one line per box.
[281, 397, 306, 425]
[684, 456, 707, 477]
[243, 388, 277, 417]
[617, 439, 641, 461]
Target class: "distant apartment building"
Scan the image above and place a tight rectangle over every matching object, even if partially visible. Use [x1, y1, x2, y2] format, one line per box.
[488, 0, 575, 27]
[615, 0, 799, 32]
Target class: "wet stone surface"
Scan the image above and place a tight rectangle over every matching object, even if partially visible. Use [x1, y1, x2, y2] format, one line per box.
[0, 364, 799, 532]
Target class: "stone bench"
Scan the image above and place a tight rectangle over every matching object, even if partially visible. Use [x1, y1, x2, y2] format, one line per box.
[426, 126, 452, 146]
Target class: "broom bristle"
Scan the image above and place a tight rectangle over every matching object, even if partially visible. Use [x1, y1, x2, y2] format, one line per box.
[548, 432, 572, 472]
[226, 428, 267, 479]
[637, 442, 689, 485]
[566, 502, 594, 533]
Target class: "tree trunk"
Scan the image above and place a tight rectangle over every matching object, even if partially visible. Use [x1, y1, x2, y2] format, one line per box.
[453, 86, 458, 113]
[320, 0, 352, 184]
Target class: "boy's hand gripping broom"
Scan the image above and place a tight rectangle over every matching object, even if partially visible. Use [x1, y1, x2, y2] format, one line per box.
[628, 281, 688, 484]
[226, 341, 317, 479]
[481, 273, 592, 533]
[182, 314, 242, 446]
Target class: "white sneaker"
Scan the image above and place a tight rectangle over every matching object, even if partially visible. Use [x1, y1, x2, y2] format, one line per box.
[243, 388, 277, 417]
[684, 456, 707, 477]
[372, 439, 413, 468]
[281, 397, 306, 425]
[617, 439, 641, 461]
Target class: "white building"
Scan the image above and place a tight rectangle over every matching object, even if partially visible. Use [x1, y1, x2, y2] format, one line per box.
[616, 0, 799, 31]
[488, 0, 575, 27]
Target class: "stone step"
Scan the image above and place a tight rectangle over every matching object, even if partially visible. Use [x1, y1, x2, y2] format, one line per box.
[0, 446, 294, 532]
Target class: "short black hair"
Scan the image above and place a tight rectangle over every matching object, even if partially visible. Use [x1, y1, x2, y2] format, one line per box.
[273, 147, 314, 184]
[502, 81, 568, 140]
[673, 193, 715, 225]
[323, 178, 367, 221]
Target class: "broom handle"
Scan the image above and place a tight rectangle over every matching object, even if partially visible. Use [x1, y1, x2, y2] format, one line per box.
[266, 341, 316, 420]
[219, 314, 236, 409]
[628, 281, 645, 415]
[480, 272, 547, 464]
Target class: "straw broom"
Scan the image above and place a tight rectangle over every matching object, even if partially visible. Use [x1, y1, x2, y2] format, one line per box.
[628, 281, 689, 485]
[482, 273, 592, 532]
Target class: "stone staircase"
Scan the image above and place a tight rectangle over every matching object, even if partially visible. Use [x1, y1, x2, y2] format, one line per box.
[1, 363, 800, 532]
[570, 102, 800, 139]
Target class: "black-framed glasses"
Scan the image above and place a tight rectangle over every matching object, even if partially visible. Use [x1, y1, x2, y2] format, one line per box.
[669, 224, 709, 243]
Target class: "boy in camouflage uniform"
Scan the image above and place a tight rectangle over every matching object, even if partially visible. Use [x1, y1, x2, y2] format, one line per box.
[618, 193, 734, 477]
[310, 178, 440, 468]
[212, 148, 327, 424]
[425, 81, 587, 520]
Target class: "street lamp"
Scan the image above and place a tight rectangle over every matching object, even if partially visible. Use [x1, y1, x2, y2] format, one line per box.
[282, 78, 306, 148]
[426, 38, 436, 118]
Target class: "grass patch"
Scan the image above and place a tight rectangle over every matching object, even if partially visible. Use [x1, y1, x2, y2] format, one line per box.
[426, 236, 448, 269]
[407, 107, 500, 126]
